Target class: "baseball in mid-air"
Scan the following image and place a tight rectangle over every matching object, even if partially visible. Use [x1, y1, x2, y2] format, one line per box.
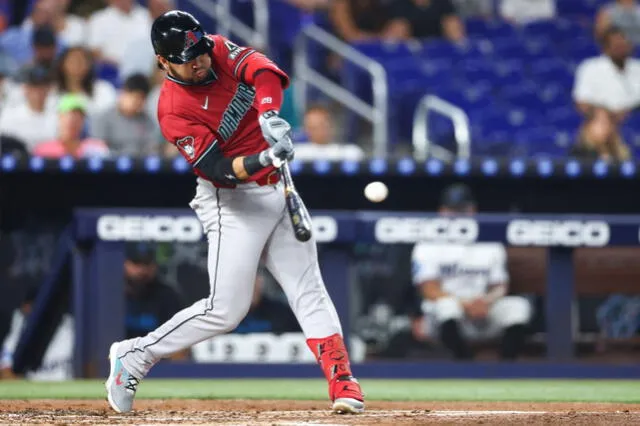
[364, 181, 388, 203]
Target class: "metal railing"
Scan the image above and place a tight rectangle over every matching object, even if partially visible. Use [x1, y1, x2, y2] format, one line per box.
[412, 95, 471, 162]
[186, 0, 269, 52]
[293, 24, 389, 157]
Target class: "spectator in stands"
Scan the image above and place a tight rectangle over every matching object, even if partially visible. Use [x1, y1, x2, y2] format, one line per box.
[0, 65, 57, 152]
[287, 0, 331, 11]
[53, 46, 117, 118]
[123, 243, 189, 359]
[234, 268, 300, 335]
[411, 184, 532, 360]
[92, 73, 159, 156]
[294, 104, 365, 161]
[33, 93, 109, 158]
[30, 25, 59, 71]
[0, 0, 59, 67]
[50, 0, 87, 47]
[330, 0, 407, 42]
[145, 67, 168, 149]
[119, 0, 175, 79]
[0, 52, 19, 110]
[572, 27, 639, 161]
[20, 0, 86, 48]
[388, 0, 466, 42]
[596, 0, 640, 46]
[452, 0, 493, 19]
[87, 0, 151, 67]
[499, 0, 556, 24]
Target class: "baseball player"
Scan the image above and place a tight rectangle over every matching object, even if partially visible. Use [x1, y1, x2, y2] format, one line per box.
[104, 11, 364, 414]
[411, 184, 532, 360]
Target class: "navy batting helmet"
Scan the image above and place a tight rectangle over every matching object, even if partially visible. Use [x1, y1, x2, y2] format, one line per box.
[151, 11, 213, 64]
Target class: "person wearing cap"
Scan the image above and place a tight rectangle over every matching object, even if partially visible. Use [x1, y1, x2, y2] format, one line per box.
[410, 183, 532, 360]
[91, 73, 159, 156]
[123, 243, 186, 347]
[32, 93, 109, 158]
[0, 65, 57, 152]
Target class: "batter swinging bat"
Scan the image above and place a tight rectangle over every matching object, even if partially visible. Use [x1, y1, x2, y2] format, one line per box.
[280, 160, 313, 242]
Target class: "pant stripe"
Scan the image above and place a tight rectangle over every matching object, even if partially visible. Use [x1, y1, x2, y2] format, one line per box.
[119, 188, 222, 360]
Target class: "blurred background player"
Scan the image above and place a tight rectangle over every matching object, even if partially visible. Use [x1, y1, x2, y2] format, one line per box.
[411, 184, 532, 360]
[123, 243, 190, 361]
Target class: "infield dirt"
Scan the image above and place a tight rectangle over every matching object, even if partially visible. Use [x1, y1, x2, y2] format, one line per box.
[0, 400, 638, 425]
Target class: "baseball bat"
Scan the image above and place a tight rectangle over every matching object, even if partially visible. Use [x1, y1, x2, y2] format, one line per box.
[280, 160, 313, 242]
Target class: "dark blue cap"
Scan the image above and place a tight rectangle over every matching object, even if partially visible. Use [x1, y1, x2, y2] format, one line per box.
[440, 183, 475, 210]
[125, 242, 157, 264]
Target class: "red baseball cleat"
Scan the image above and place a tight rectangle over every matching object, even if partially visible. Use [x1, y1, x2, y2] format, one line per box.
[330, 375, 365, 414]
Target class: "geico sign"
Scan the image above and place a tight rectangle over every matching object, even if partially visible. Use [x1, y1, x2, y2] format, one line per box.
[506, 220, 610, 247]
[312, 216, 337, 243]
[97, 215, 203, 242]
[375, 218, 478, 243]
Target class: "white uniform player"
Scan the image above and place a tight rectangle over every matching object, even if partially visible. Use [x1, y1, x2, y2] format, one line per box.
[411, 184, 532, 360]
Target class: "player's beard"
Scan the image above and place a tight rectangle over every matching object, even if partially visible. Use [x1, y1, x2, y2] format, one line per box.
[167, 63, 210, 84]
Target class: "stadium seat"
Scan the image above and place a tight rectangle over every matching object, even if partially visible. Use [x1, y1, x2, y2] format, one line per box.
[464, 18, 516, 38]
[352, 41, 415, 60]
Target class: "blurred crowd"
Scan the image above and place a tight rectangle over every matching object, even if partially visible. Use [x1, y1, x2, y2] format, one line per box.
[0, 0, 173, 159]
[0, 0, 638, 161]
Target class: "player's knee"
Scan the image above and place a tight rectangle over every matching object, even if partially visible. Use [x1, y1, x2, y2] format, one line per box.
[434, 297, 464, 323]
[210, 302, 252, 332]
[495, 296, 532, 328]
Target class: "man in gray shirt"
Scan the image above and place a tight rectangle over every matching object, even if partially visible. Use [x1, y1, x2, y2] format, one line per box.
[91, 73, 158, 156]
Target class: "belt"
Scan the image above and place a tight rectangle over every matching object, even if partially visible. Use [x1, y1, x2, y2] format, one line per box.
[212, 170, 280, 189]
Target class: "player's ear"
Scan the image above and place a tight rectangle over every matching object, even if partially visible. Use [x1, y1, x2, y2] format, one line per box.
[156, 55, 167, 71]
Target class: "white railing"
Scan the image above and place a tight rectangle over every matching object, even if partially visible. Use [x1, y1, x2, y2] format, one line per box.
[293, 24, 389, 157]
[412, 95, 471, 162]
[186, 0, 269, 52]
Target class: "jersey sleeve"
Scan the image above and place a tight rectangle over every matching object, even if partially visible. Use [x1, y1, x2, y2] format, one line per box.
[210, 35, 289, 88]
[489, 244, 509, 285]
[411, 243, 442, 286]
[160, 114, 217, 166]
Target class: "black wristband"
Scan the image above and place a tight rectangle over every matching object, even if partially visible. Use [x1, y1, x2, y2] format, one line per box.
[243, 153, 265, 175]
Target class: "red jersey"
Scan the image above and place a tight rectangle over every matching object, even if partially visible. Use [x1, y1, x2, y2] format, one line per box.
[157, 35, 289, 184]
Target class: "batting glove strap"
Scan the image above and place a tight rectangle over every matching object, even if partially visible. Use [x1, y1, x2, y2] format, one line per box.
[259, 110, 292, 146]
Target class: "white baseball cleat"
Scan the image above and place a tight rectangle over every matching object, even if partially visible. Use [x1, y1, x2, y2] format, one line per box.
[105, 342, 140, 413]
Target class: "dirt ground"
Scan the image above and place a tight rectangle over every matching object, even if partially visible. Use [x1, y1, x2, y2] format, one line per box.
[0, 400, 638, 425]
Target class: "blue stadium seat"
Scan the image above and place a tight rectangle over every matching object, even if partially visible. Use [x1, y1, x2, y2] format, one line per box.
[523, 19, 589, 41]
[457, 58, 494, 85]
[491, 37, 526, 59]
[514, 127, 568, 157]
[546, 106, 582, 129]
[522, 39, 557, 61]
[352, 41, 415, 60]
[499, 82, 543, 109]
[529, 58, 574, 86]
[492, 59, 526, 86]
[464, 19, 516, 38]
[537, 83, 572, 108]
[556, 0, 606, 18]
[560, 37, 601, 61]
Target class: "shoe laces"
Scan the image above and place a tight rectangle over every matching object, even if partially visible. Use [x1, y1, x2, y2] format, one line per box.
[125, 376, 139, 393]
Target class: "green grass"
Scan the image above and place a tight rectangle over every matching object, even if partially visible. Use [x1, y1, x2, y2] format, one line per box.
[0, 379, 639, 403]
